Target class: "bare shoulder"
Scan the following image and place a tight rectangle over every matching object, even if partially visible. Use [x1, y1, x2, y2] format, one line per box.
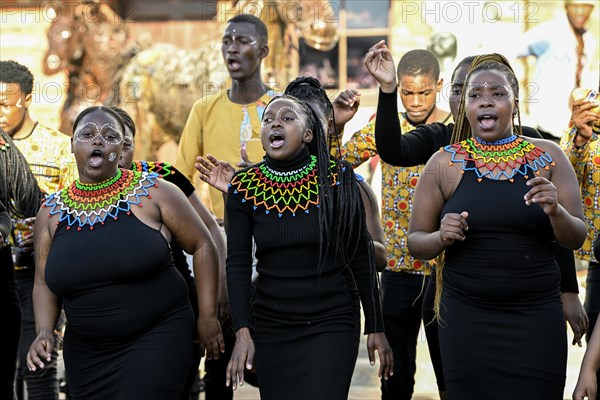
[526, 137, 563, 157]
[422, 147, 454, 176]
[36, 198, 60, 240]
[145, 175, 189, 207]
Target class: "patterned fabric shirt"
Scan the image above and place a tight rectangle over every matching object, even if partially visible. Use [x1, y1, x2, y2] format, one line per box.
[560, 126, 600, 262]
[13, 123, 77, 194]
[12, 123, 77, 246]
[339, 112, 452, 274]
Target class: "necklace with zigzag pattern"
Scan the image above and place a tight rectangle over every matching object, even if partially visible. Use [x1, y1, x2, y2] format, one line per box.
[131, 160, 175, 178]
[230, 155, 340, 217]
[444, 134, 555, 182]
[44, 169, 159, 230]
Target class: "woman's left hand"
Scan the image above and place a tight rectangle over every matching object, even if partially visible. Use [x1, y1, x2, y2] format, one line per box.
[367, 332, 394, 380]
[197, 316, 225, 360]
[524, 177, 559, 216]
[562, 292, 589, 347]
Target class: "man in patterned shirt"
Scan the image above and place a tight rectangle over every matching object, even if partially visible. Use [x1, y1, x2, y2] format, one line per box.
[0, 60, 76, 400]
[333, 49, 452, 400]
[560, 89, 600, 394]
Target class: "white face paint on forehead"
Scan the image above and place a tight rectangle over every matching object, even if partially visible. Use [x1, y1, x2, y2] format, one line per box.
[262, 105, 302, 127]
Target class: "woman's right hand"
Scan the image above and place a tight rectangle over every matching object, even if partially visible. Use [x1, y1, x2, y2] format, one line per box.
[195, 154, 235, 193]
[439, 211, 469, 246]
[571, 99, 600, 145]
[26, 325, 56, 372]
[226, 327, 255, 390]
[364, 40, 397, 93]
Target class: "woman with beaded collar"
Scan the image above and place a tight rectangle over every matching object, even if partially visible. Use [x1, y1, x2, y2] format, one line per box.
[407, 60, 586, 397]
[26, 106, 224, 400]
[223, 95, 393, 399]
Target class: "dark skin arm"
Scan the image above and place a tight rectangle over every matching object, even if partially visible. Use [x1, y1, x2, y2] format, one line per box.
[357, 180, 386, 271]
[26, 208, 61, 372]
[573, 321, 600, 400]
[408, 151, 464, 260]
[524, 138, 587, 250]
[188, 192, 229, 319]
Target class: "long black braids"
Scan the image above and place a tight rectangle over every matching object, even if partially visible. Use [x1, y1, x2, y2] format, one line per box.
[435, 53, 524, 320]
[266, 93, 378, 326]
[0, 129, 43, 218]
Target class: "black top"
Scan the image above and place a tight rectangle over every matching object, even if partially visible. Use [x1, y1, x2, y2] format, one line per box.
[132, 161, 198, 314]
[226, 148, 383, 334]
[373, 88, 578, 293]
[594, 234, 600, 262]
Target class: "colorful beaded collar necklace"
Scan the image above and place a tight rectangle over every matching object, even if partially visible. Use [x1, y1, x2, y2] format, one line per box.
[445, 134, 555, 181]
[44, 169, 159, 230]
[230, 155, 340, 217]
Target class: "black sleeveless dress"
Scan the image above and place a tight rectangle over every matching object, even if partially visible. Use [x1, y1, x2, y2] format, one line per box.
[439, 167, 566, 399]
[45, 211, 194, 400]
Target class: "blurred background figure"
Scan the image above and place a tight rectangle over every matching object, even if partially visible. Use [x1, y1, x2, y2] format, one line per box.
[517, 0, 598, 141]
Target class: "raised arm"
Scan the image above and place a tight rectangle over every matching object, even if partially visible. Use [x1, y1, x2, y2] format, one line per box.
[372, 89, 451, 167]
[155, 180, 223, 360]
[27, 208, 62, 372]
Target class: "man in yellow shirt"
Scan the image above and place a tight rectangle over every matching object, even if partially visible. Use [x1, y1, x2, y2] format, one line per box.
[0, 60, 76, 400]
[176, 14, 278, 222]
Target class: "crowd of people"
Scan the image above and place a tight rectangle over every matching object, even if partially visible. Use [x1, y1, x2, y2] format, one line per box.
[1, 2, 599, 399]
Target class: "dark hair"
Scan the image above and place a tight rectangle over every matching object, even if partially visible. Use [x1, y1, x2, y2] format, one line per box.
[283, 76, 339, 155]
[397, 49, 440, 81]
[0, 60, 34, 95]
[265, 93, 375, 283]
[111, 107, 135, 137]
[226, 14, 268, 45]
[451, 53, 522, 145]
[0, 129, 43, 218]
[450, 55, 477, 83]
[73, 106, 127, 134]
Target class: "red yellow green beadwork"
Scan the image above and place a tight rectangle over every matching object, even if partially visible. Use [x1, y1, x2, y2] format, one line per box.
[445, 134, 555, 181]
[44, 169, 159, 230]
[230, 155, 339, 217]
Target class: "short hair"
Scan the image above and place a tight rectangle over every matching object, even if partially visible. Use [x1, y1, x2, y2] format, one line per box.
[397, 49, 440, 81]
[73, 106, 127, 134]
[111, 107, 136, 137]
[0, 60, 34, 95]
[226, 14, 268, 45]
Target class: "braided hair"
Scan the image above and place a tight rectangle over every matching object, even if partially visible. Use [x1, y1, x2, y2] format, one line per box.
[435, 54, 523, 320]
[450, 53, 523, 144]
[283, 76, 341, 157]
[0, 129, 43, 218]
[265, 94, 373, 267]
